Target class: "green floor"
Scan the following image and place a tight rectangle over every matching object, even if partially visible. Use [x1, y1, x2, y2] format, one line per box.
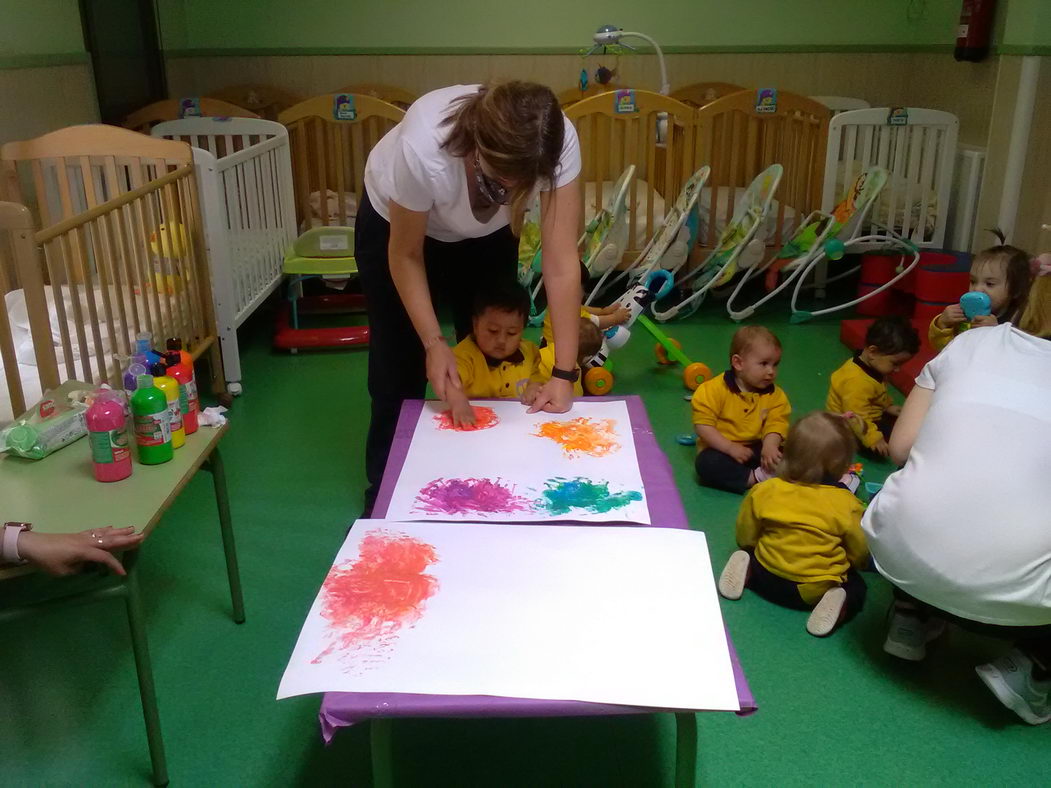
[2, 297, 1048, 786]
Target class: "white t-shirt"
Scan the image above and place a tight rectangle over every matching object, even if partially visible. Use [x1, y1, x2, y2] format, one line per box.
[363, 84, 581, 242]
[862, 324, 1051, 626]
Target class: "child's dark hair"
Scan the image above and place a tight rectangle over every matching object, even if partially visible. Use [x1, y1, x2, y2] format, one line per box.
[578, 318, 603, 363]
[779, 412, 856, 485]
[471, 281, 530, 322]
[974, 229, 1032, 321]
[865, 315, 920, 356]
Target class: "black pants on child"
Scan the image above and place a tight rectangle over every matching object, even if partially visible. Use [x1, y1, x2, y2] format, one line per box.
[892, 588, 1051, 679]
[355, 189, 519, 516]
[695, 444, 760, 494]
[747, 551, 867, 621]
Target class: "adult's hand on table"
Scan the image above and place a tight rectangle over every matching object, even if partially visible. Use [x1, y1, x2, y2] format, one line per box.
[18, 526, 143, 576]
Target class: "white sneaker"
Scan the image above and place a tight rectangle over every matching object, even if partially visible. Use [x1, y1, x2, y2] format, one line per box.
[883, 609, 947, 661]
[806, 587, 847, 637]
[718, 550, 751, 600]
[976, 650, 1051, 725]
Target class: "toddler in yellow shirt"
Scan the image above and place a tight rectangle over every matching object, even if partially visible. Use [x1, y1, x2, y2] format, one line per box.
[691, 326, 791, 493]
[826, 315, 919, 457]
[718, 412, 868, 637]
[447, 283, 543, 425]
[528, 318, 603, 401]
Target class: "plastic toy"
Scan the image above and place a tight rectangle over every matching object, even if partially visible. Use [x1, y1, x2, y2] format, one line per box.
[147, 221, 190, 294]
[651, 164, 783, 322]
[725, 168, 889, 321]
[960, 290, 991, 320]
[274, 226, 369, 353]
[580, 270, 712, 394]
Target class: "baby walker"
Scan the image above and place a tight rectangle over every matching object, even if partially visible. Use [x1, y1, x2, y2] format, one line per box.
[586, 165, 710, 307]
[273, 226, 369, 352]
[519, 165, 635, 326]
[725, 167, 889, 321]
[651, 164, 783, 322]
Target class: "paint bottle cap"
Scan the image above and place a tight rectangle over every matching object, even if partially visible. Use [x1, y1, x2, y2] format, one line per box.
[166, 337, 184, 351]
[136, 374, 154, 389]
[150, 363, 167, 378]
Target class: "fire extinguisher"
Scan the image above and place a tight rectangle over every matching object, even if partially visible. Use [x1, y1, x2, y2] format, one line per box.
[955, 0, 997, 62]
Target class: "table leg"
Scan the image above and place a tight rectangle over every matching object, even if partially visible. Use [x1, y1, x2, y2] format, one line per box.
[674, 712, 698, 788]
[290, 276, 301, 330]
[370, 718, 394, 788]
[124, 552, 169, 786]
[206, 446, 246, 624]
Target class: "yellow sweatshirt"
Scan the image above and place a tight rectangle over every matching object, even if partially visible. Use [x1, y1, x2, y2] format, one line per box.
[690, 371, 791, 449]
[927, 314, 962, 352]
[537, 344, 583, 397]
[541, 307, 601, 346]
[736, 477, 868, 584]
[825, 355, 894, 449]
[453, 336, 542, 399]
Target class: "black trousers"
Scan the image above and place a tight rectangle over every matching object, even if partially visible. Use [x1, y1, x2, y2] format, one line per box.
[892, 588, 1051, 678]
[748, 551, 867, 620]
[355, 189, 518, 515]
[695, 444, 760, 494]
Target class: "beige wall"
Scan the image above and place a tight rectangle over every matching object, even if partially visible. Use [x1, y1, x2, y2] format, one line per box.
[0, 64, 99, 146]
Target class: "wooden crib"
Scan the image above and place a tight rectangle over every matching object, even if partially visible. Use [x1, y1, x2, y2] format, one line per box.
[693, 89, 831, 250]
[207, 84, 304, 121]
[122, 98, 261, 134]
[566, 89, 699, 262]
[671, 82, 745, 107]
[0, 125, 222, 422]
[278, 93, 404, 229]
[333, 84, 417, 110]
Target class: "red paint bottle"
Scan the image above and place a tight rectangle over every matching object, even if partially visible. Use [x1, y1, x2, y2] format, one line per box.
[165, 351, 199, 435]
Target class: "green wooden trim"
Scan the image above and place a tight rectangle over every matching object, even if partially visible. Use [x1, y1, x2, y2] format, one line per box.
[163, 43, 955, 59]
[997, 44, 1051, 56]
[0, 52, 90, 69]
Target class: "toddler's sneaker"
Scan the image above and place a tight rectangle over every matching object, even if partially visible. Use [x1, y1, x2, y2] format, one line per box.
[806, 587, 846, 637]
[717, 550, 751, 600]
[882, 607, 947, 661]
[976, 650, 1051, 725]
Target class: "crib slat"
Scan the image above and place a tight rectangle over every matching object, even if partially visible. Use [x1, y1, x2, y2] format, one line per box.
[351, 123, 367, 211]
[55, 231, 94, 381]
[917, 126, 940, 246]
[98, 161, 136, 350]
[75, 221, 110, 380]
[313, 118, 330, 226]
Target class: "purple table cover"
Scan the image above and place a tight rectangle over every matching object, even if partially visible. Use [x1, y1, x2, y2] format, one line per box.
[320, 396, 756, 741]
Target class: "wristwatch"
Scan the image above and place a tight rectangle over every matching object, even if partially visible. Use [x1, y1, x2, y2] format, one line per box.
[1, 522, 32, 564]
[550, 366, 580, 383]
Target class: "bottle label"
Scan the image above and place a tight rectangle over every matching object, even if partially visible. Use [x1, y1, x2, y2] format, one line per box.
[168, 399, 184, 433]
[179, 383, 190, 415]
[91, 429, 131, 464]
[186, 379, 199, 412]
[134, 411, 171, 447]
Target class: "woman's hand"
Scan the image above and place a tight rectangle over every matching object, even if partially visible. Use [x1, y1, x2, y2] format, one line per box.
[426, 342, 462, 402]
[18, 526, 144, 576]
[527, 377, 573, 414]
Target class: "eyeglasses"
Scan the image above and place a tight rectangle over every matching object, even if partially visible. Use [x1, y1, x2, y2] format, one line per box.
[474, 151, 511, 205]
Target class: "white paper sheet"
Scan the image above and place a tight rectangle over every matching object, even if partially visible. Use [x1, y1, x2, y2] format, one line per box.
[384, 399, 650, 524]
[278, 520, 740, 712]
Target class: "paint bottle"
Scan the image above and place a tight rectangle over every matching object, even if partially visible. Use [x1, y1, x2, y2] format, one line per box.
[131, 374, 172, 465]
[135, 331, 163, 367]
[150, 363, 184, 449]
[119, 355, 148, 395]
[165, 351, 199, 435]
[86, 390, 132, 482]
[165, 337, 193, 368]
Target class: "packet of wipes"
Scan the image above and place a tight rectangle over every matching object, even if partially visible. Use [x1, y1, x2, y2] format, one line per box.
[0, 380, 93, 460]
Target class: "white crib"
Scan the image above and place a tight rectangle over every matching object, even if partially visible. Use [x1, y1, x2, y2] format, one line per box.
[152, 117, 296, 395]
[822, 107, 959, 250]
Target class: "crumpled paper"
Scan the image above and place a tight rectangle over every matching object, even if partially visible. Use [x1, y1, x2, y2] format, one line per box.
[199, 406, 228, 427]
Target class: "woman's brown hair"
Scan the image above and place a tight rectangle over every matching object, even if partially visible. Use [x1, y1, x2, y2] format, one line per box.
[442, 81, 564, 234]
[1019, 269, 1051, 339]
[778, 412, 856, 486]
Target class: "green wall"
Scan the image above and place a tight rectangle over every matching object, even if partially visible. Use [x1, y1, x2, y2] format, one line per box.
[0, 0, 86, 66]
[159, 0, 964, 54]
[1001, 0, 1051, 52]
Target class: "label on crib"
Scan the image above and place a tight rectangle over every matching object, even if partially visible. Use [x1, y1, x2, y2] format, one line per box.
[755, 88, 777, 114]
[319, 234, 350, 251]
[888, 107, 909, 126]
[614, 89, 637, 114]
[90, 429, 130, 464]
[333, 94, 357, 121]
[168, 400, 184, 434]
[134, 411, 171, 447]
[179, 97, 202, 118]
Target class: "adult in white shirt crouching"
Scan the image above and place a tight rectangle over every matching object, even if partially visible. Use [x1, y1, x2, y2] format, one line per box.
[356, 82, 583, 515]
[863, 257, 1051, 725]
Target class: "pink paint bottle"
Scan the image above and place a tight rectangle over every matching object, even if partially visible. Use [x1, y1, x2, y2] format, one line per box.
[86, 390, 132, 482]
